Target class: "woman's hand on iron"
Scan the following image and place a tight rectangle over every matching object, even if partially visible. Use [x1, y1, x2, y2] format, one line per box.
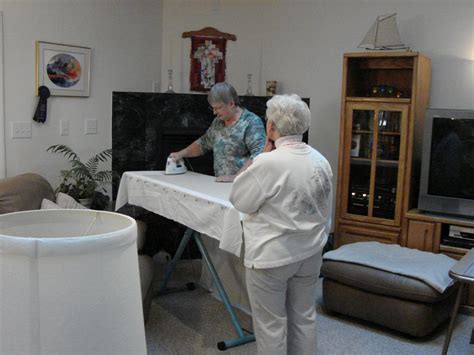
[169, 151, 184, 161]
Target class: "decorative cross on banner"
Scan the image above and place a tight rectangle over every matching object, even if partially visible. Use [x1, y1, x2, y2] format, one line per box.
[182, 27, 236, 92]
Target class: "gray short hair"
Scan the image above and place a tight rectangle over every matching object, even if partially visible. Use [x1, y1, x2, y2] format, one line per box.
[266, 94, 310, 136]
[208, 82, 241, 106]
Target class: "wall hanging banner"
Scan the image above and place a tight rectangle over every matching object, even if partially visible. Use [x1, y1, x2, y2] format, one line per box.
[183, 27, 236, 92]
[190, 36, 227, 92]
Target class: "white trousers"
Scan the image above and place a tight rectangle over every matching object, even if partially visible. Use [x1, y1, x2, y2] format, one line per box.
[246, 252, 322, 355]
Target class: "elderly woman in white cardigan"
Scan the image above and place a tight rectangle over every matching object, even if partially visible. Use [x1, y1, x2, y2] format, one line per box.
[230, 94, 333, 355]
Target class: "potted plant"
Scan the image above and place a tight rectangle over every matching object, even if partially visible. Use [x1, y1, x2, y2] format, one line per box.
[47, 144, 113, 209]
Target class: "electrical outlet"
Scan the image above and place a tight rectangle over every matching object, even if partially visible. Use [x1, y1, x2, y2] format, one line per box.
[11, 122, 32, 138]
[85, 118, 98, 134]
[152, 80, 160, 92]
[60, 120, 69, 136]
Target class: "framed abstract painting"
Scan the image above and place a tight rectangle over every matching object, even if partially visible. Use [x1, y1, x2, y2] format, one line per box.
[35, 41, 91, 97]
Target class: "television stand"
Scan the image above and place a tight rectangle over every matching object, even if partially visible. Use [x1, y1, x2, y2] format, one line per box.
[402, 209, 474, 257]
[417, 210, 474, 225]
[402, 208, 474, 312]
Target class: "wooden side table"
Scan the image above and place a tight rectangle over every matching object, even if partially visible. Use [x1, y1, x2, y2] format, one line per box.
[442, 248, 474, 355]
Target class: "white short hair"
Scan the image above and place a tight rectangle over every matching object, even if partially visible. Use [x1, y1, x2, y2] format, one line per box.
[266, 94, 310, 136]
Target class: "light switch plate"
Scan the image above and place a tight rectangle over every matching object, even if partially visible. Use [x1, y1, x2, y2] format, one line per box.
[11, 121, 32, 138]
[60, 120, 69, 136]
[85, 118, 98, 134]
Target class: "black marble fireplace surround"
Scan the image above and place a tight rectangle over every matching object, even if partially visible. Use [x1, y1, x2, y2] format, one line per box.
[112, 92, 309, 196]
[112, 92, 308, 256]
[113, 92, 216, 196]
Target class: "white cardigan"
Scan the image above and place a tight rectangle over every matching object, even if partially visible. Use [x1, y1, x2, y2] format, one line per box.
[230, 136, 333, 269]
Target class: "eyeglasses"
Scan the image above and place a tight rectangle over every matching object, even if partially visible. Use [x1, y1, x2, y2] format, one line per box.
[208, 103, 225, 112]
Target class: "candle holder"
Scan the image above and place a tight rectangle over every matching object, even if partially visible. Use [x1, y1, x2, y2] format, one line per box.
[165, 69, 175, 93]
[246, 74, 254, 96]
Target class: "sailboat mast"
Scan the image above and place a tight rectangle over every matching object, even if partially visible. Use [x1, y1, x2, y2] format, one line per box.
[373, 15, 380, 49]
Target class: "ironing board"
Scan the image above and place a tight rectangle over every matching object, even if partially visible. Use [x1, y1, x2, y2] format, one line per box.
[115, 171, 254, 350]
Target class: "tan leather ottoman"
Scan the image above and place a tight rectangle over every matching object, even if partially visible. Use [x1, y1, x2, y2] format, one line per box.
[321, 243, 458, 337]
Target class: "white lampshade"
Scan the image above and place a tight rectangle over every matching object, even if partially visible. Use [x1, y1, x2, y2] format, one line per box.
[0, 209, 146, 355]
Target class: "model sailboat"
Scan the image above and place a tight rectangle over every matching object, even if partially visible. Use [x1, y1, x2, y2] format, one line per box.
[358, 13, 408, 50]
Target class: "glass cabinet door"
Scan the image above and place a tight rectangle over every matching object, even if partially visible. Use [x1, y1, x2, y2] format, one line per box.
[344, 103, 408, 223]
[347, 109, 373, 216]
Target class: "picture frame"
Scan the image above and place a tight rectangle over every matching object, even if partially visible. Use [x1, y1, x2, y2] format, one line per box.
[35, 41, 91, 97]
[351, 134, 361, 157]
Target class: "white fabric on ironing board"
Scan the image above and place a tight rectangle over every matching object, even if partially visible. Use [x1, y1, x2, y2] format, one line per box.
[323, 241, 456, 293]
[115, 171, 244, 256]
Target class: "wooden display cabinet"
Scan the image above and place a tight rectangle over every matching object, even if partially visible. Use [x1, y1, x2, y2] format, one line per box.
[334, 51, 431, 248]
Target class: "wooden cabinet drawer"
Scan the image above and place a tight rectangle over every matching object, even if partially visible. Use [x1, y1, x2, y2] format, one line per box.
[406, 220, 437, 252]
[336, 224, 399, 247]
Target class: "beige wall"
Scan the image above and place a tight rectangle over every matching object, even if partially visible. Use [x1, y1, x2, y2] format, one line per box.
[0, 0, 163, 188]
[161, 0, 474, 190]
[0, 0, 472, 200]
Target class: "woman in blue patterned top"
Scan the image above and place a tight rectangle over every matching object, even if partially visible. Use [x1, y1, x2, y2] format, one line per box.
[170, 82, 266, 182]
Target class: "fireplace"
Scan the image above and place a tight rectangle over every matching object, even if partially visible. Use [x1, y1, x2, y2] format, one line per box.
[112, 92, 307, 195]
[112, 92, 309, 256]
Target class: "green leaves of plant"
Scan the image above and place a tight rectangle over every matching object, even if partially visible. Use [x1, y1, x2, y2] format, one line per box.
[46, 144, 80, 161]
[47, 144, 113, 200]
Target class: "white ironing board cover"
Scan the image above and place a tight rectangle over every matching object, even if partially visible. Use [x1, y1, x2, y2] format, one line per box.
[115, 171, 243, 256]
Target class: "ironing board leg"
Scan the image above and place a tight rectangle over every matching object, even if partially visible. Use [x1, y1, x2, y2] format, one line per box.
[158, 227, 194, 293]
[192, 231, 255, 350]
[442, 283, 465, 355]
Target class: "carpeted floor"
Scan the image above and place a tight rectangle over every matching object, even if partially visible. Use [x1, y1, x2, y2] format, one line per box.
[145, 259, 474, 354]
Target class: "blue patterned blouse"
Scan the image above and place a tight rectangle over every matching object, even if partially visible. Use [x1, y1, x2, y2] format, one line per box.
[196, 109, 266, 176]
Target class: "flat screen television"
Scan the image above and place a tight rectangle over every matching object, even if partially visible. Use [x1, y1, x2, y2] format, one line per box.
[418, 109, 474, 218]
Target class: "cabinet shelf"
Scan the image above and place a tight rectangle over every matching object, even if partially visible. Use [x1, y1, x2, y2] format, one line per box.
[352, 130, 401, 136]
[352, 55, 415, 69]
[350, 158, 399, 167]
[347, 97, 411, 104]
[350, 157, 371, 165]
[405, 209, 474, 227]
[376, 159, 399, 167]
[379, 131, 401, 136]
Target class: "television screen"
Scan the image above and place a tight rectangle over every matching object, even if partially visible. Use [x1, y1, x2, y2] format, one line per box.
[428, 117, 474, 199]
[418, 109, 474, 218]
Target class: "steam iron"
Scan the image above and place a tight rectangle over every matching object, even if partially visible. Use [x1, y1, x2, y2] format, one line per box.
[165, 157, 187, 175]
